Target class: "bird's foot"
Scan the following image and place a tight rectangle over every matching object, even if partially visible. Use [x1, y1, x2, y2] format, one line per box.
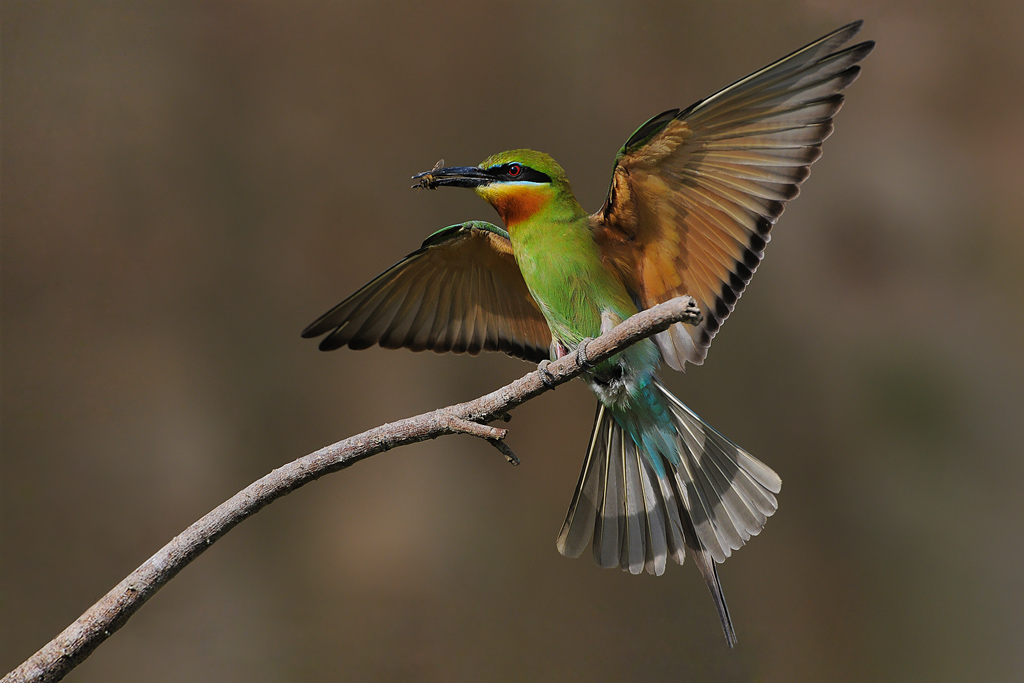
[537, 359, 557, 389]
[575, 337, 596, 370]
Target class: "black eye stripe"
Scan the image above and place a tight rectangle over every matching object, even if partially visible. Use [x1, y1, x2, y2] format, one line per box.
[487, 163, 552, 184]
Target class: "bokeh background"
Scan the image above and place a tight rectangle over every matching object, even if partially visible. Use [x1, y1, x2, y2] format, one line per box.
[4, 2, 1023, 681]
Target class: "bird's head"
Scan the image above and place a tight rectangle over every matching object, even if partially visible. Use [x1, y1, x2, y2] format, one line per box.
[412, 149, 577, 228]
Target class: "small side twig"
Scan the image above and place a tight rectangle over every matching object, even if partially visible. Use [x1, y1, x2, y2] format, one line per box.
[442, 414, 517, 464]
[487, 438, 520, 466]
[443, 414, 507, 442]
[3, 296, 701, 683]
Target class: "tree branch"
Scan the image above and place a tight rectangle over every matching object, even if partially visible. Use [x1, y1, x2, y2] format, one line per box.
[3, 296, 702, 683]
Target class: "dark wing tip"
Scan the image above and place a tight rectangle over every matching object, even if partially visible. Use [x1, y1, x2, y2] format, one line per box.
[317, 333, 346, 352]
[832, 43, 875, 77]
[851, 40, 876, 58]
[301, 318, 332, 340]
[346, 337, 377, 351]
[831, 19, 865, 43]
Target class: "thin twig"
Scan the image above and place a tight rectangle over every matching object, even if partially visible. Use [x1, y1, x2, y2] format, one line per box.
[443, 414, 508, 442]
[487, 438, 521, 466]
[2, 296, 701, 683]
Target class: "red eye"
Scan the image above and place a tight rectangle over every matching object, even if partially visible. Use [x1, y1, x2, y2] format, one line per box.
[508, 164, 522, 177]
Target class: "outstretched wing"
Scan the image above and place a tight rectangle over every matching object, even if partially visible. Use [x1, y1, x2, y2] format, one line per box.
[593, 21, 874, 369]
[302, 221, 552, 362]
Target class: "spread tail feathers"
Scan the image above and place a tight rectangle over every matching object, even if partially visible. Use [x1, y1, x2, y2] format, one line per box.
[555, 380, 781, 646]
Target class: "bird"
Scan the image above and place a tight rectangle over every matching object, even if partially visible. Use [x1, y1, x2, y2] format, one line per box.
[302, 21, 873, 646]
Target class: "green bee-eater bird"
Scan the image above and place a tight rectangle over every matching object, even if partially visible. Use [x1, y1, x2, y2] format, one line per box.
[303, 22, 873, 645]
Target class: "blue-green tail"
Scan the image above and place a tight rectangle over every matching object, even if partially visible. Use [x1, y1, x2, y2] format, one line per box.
[555, 379, 781, 647]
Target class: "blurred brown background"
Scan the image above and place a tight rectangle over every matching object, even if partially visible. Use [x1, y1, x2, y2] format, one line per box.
[3, 2, 1023, 681]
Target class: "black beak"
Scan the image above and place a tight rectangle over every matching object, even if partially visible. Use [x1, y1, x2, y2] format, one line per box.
[411, 164, 491, 190]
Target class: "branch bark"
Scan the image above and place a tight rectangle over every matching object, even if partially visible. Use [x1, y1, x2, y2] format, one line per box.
[3, 296, 702, 683]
